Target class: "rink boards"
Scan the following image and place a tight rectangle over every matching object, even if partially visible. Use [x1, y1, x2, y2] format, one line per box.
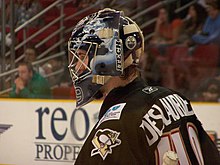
[0, 99, 219, 165]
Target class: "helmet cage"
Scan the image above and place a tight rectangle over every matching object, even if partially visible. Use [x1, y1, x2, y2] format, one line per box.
[68, 40, 98, 83]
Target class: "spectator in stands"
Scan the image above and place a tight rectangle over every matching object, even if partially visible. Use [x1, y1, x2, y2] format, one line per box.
[9, 62, 51, 98]
[23, 46, 46, 75]
[192, 0, 220, 44]
[40, 57, 64, 86]
[16, 0, 43, 27]
[193, 76, 220, 102]
[23, 46, 64, 86]
[150, 6, 183, 46]
[180, 3, 207, 45]
[24, 46, 37, 63]
[0, 32, 12, 48]
[149, 7, 183, 89]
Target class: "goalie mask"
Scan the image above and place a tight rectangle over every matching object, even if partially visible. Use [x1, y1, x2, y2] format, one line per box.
[68, 8, 144, 108]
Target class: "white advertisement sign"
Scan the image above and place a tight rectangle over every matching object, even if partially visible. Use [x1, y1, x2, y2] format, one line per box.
[0, 99, 101, 165]
[192, 103, 220, 135]
[0, 99, 219, 165]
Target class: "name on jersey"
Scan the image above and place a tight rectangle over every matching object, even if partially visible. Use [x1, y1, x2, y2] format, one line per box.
[96, 103, 126, 128]
[140, 94, 194, 146]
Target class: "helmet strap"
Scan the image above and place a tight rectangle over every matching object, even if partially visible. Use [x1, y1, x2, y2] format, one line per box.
[124, 54, 134, 68]
[124, 47, 143, 68]
[92, 75, 112, 85]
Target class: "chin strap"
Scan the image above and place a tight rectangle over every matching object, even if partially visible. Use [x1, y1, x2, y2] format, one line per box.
[92, 75, 112, 85]
[124, 47, 143, 68]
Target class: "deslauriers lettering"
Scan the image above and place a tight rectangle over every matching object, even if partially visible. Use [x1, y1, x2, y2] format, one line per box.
[140, 94, 194, 146]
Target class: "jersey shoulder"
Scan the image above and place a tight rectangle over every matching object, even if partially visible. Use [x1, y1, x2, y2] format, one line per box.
[131, 85, 176, 104]
[121, 85, 175, 115]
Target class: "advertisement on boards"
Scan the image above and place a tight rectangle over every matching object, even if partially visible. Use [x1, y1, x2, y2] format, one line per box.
[0, 99, 101, 165]
[0, 99, 219, 165]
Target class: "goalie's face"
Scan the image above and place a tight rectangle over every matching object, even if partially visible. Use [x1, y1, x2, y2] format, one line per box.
[75, 49, 89, 75]
[68, 40, 104, 108]
[68, 41, 97, 83]
[69, 48, 89, 80]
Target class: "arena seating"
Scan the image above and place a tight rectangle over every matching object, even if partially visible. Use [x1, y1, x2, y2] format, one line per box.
[52, 86, 76, 99]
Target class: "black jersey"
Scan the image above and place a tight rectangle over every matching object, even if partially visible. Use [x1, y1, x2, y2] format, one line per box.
[74, 78, 220, 165]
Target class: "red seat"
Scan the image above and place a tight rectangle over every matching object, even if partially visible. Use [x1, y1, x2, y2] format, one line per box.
[166, 45, 189, 67]
[64, 17, 79, 29]
[47, 7, 60, 16]
[44, 15, 58, 24]
[192, 44, 219, 67]
[188, 44, 220, 89]
[17, 26, 60, 50]
[64, 7, 77, 16]
[43, 7, 60, 25]
[39, 0, 56, 8]
[37, 26, 59, 48]
[52, 87, 72, 99]
[16, 27, 41, 43]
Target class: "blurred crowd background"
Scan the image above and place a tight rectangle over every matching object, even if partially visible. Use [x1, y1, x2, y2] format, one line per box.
[0, 0, 219, 102]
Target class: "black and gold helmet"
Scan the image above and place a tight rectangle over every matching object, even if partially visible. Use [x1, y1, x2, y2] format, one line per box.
[68, 8, 144, 108]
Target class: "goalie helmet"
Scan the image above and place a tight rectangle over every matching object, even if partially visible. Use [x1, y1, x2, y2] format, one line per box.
[68, 8, 144, 108]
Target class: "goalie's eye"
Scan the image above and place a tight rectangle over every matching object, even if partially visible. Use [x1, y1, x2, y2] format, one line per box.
[77, 52, 86, 60]
[74, 49, 89, 75]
